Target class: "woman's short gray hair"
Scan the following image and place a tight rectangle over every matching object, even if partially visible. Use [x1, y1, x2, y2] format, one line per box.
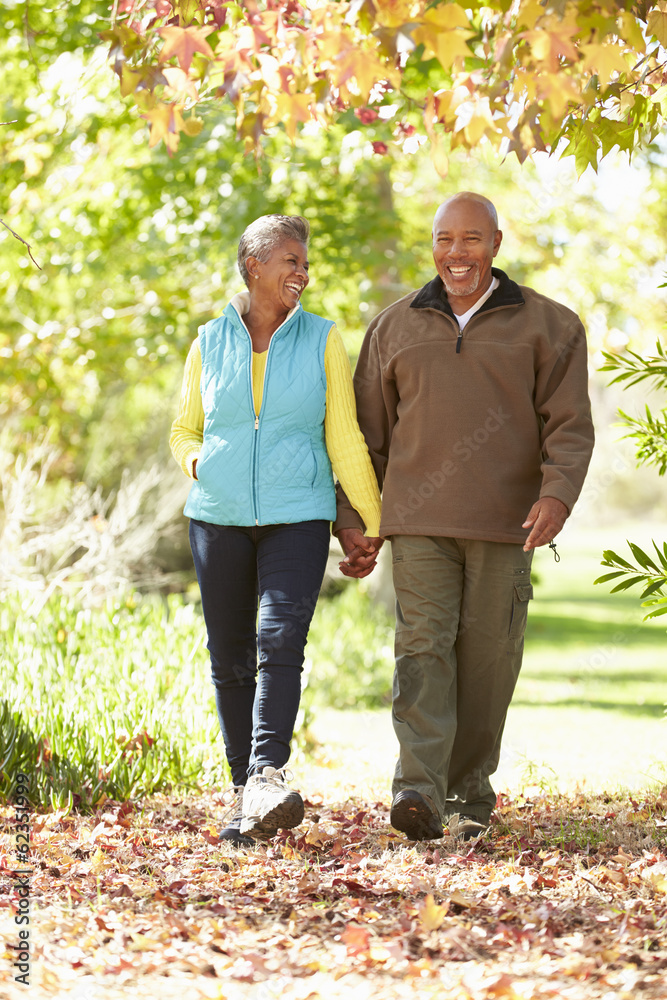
[237, 215, 310, 287]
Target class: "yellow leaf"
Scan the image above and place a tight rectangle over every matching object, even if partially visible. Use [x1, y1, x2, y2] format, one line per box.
[420, 893, 447, 930]
[336, 48, 400, 100]
[142, 101, 185, 154]
[464, 106, 494, 145]
[520, 27, 578, 72]
[120, 66, 143, 97]
[128, 933, 160, 952]
[374, 0, 425, 29]
[647, 9, 667, 48]
[616, 10, 646, 52]
[651, 85, 667, 115]
[163, 67, 199, 101]
[448, 889, 474, 907]
[516, 0, 546, 31]
[269, 92, 312, 141]
[534, 72, 581, 118]
[255, 54, 283, 92]
[581, 43, 629, 86]
[412, 23, 474, 69]
[420, 4, 472, 31]
[641, 861, 667, 893]
[89, 847, 111, 875]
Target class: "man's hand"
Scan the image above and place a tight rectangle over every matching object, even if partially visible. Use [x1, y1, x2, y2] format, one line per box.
[522, 497, 568, 551]
[337, 528, 384, 579]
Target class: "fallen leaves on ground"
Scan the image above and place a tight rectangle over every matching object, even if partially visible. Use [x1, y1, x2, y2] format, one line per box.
[1, 789, 666, 999]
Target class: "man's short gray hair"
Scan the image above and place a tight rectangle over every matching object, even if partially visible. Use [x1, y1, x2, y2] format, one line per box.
[237, 215, 310, 287]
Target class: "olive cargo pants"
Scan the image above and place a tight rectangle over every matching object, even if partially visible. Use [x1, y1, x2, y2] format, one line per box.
[390, 535, 534, 824]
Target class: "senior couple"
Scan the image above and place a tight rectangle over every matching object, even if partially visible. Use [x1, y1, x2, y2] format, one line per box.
[170, 193, 594, 847]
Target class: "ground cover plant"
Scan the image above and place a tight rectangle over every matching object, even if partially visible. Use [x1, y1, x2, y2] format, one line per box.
[0, 586, 396, 811]
[1, 788, 666, 999]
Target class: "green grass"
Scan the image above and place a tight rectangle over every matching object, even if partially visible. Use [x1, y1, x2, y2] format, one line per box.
[0, 586, 395, 811]
[520, 533, 666, 720]
[0, 590, 223, 811]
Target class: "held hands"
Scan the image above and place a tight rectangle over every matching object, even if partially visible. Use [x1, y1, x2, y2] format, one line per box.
[337, 528, 384, 578]
[522, 497, 568, 552]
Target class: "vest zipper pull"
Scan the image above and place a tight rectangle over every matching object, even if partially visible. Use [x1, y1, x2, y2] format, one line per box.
[456, 331, 463, 353]
[254, 415, 259, 430]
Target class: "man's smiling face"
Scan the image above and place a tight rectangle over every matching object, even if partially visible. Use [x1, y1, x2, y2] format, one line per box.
[432, 198, 502, 314]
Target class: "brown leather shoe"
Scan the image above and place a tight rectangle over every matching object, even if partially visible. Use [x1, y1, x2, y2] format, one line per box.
[390, 789, 443, 840]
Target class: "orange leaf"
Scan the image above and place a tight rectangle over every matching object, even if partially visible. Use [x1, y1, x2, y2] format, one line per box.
[341, 923, 370, 956]
[158, 25, 215, 73]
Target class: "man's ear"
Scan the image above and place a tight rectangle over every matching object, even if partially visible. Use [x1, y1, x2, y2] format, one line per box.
[493, 230, 503, 257]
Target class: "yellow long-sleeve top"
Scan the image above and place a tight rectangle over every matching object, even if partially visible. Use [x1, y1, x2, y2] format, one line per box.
[170, 313, 381, 536]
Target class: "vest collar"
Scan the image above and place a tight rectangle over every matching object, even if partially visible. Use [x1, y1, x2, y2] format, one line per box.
[227, 291, 302, 330]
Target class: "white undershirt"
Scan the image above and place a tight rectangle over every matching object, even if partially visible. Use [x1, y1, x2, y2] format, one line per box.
[453, 276, 499, 330]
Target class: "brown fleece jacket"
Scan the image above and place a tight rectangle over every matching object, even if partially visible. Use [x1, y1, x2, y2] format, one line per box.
[334, 269, 595, 544]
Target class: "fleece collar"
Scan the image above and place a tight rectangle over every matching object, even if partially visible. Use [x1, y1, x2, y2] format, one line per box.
[409, 267, 525, 320]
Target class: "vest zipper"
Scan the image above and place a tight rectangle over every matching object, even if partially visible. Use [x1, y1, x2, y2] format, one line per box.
[246, 333, 261, 525]
[252, 414, 260, 524]
[233, 301, 299, 526]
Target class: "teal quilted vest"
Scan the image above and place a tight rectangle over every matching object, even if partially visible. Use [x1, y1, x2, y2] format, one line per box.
[183, 300, 336, 526]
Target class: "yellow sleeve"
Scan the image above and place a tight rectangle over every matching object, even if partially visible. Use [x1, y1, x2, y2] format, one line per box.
[169, 338, 204, 479]
[324, 325, 382, 536]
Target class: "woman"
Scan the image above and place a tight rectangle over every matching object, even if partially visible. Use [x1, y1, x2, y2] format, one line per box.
[170, 215, 381, 845]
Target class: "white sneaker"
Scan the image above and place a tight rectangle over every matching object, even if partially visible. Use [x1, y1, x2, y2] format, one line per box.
[239, 767, 304, 838]
[218, 786, 254, 847]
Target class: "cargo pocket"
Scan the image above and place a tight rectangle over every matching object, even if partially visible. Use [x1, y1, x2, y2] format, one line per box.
[508, 583, 533, 640]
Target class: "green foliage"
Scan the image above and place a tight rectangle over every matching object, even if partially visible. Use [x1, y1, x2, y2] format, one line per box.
[0, 584, 394, 811]
[595, 542, 667, 620]
[3, 2, 667, 487]
[599, 340, 667, 476]
[101, 0, 667, 169]
[597, 279, 667, 620]
[305, 587, 394, 710]
[600, 340, 667, 391]
[0, 589, 225, 811]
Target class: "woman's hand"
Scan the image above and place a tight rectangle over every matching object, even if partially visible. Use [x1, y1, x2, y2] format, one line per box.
[192, 459, 198, 480]
[337, 528, 384, 578]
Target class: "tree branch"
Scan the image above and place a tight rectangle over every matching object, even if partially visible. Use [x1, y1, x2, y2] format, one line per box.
[0, 219, 42, 270]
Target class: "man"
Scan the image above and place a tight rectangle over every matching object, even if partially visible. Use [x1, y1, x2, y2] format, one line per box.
[335, 192, 594, 842]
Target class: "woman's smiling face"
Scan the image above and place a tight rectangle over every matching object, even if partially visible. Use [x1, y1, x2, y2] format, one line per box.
[249, 239, 310, 312]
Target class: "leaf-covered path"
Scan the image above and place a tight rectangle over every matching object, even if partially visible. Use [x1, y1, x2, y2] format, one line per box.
[2, 789, 667, 1000]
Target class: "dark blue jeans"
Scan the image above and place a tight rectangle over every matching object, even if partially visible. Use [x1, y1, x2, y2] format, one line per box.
[189, 519, 330, 786]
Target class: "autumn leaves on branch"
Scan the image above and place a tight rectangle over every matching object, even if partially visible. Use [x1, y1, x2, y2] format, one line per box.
[104, 0, 667, 173]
